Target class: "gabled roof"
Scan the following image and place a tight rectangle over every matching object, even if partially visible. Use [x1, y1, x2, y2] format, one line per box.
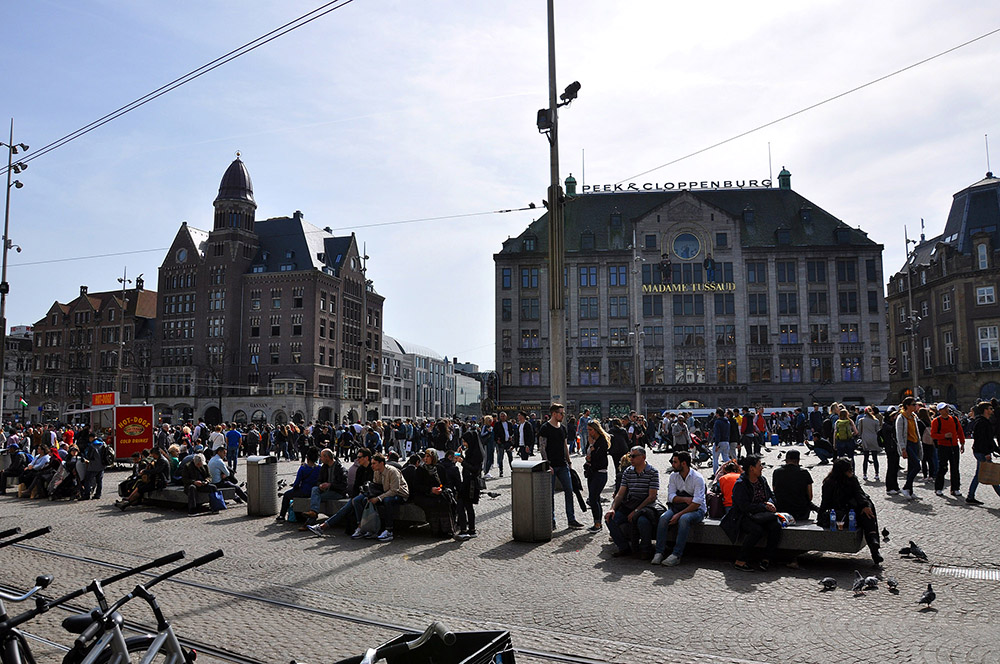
[251, 213, 357, 277]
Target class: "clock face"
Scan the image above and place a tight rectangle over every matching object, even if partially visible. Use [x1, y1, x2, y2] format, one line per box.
[672, 233, 701, 260]
[176, 248, 188, 263]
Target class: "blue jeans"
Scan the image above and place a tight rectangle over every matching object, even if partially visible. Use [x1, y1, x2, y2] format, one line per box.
[654, 508, 705, 557]
[551, 466, 576, 523]
[968, 452, 1000, 500]
[605, 507, 637, 552]
[322, 495, 364, 529]
[903, 442, 921, 491]
[814, 447, 834, 462]
[712, 442, 730, 474]
[484, 441, 495, 475]
[227, 447, 238, 471]
[835, 440, 855, 459]
[309, 487, 345, 513]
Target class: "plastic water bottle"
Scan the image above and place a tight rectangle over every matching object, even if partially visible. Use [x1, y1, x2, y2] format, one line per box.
[847, 509, 857, 532]
[829, 509, 837, 531]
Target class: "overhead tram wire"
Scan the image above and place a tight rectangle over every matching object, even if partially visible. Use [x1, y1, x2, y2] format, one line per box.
[7, 205, 537, 268]
[614, 25, 1000, 184]
[0, 0, 357, 175]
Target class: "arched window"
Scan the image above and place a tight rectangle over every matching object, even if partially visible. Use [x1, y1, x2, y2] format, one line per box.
[978, 243, 989, 270]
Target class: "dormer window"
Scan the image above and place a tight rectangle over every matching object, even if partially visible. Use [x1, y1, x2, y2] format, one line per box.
[580, 232, 595, 251]
[285, 250, 295, 259]
[742, 206, 754, 224]
[776, 229, 791, 245]
[799, 206, 812, 223]
[835, 228, 851, 245]
[979, 243, 989, 270]
[523, 236, 537, 252]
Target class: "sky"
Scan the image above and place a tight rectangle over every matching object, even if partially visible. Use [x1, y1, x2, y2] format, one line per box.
[4, 1, 1000, 371]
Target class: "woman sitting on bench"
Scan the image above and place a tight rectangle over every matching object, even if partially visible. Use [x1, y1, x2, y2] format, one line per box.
[817, 458, 883, 566]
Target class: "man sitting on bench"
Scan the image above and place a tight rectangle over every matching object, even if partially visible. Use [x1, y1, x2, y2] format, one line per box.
[180, 453, 217, 515]
[651, 451, 706, 567]
[303, 448, 348, 521]
[115, 447, 169, 511]
[208, 446, 248, 504]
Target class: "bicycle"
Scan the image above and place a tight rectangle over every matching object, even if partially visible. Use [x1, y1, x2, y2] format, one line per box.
[327, 620, 516, 664]
[60, 549, 224, 664]
[0, 533, 186, 664]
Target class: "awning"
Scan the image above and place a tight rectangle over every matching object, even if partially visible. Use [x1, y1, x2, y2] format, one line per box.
[63, 405, 115, 416]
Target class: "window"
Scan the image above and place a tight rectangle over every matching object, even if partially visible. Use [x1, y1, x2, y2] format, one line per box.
[866, 259, 878, 282]
[578, 296, 599, 319]
[838, 291, 858, 314]
[977, 286, 996, 305]
[270, 315, 281, 336]
[578, 359, 601, 385]
[749, 325, 768, 345]
[520, 298, 540, 320]
[502, 299, 512, 321]
[942, 292, 951, 311]
[779, 357, 802, 383]
[641, 264, 665, 285]
[716, 232, 728, 247]
[609, 296, 629, 318]
[776, 229, 791, 245]
[674, 358, 706, 384]
[291, 314, 303, 336]
[292, 287, 304, 308]
[643, 294, 663, 317]
[944, 331, 954, 365]
[715, 325, 735, 346]
[717, 359, 737, 384]
[501, 268, 511, 289]
[898, 304, 907, 324]
[900, 340, 911, 373]
[979, 243, 989, 270]
[836, 260, 857, 283]
[778, 292, 798, 315]
[870, 322, 880, 345]
[290, 342, 302, 364]
[580, 233, 595, 250]
[502, 362, 512, 386]
[523, 237, 536, 251]
[776, 261, 796, 283]
[748, 293, 768, 316]
[810, 357, 833, 382]
[644, 234, 657, 249]
[714, 293, 735, 315]
[673, 325, 706, 347]
[671, 262, 703, 284]
[868, 290, 880, 314]
[269, 342, 280, 364]
[520, 329, 539, 348]
[672, 294, 704, 316]
[609, 327, 629, 347]
[840, 323, 859, 343]
[921, 300, 929, 318]
[271, 288, 281, 309]
[580, 328, 599, 347]
[608, 265, 627, 287]
[708, 261, 734, 284]
[521, 268, 539, 289]
[810, 323, 830, 343]
[501, 329, 511, 350]
[747, 262, 767, 283]
[642, 326, 664, 346]
[579, 266, 597, 287]
[519, 360, 541, 385]
[779, 324, 798, 344]
[208, 290, 225, 311]
[841, 356, 862, 382]
[922, 337, 932, 370]
[643, 359, 664, 385]
[979, 326, 1000, 366]
[808, 292, 828, 315]
[609, 360, 633, 386]
[750, 357, 771, 383]
[807, 261, 827, 283]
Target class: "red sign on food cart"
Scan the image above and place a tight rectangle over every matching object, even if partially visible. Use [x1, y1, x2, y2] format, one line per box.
[114, 405, 154, 460]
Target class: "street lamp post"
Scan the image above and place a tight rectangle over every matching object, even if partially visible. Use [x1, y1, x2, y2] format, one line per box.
[116, 268, 132, 396]
[904, 227, 921, 400]
[0, 119, 28, 427]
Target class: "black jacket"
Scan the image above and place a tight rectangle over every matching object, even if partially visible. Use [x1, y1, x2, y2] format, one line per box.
[972, 415, 999, 455]
[495, 420, 517, 448]
[817, 476, 874, 528]
[720, 473, 775, 543]
[319, 459, 348, 495]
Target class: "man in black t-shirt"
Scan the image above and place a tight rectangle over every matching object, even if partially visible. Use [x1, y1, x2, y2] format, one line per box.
[538, 403, 585, 529]
[771, 450, 814, 521]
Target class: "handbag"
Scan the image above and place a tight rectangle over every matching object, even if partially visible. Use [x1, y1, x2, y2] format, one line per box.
[359, 501, 381, 534]
[208, 490, 227, 511]
[706, 491, 725, 519]
[978, 460, 1000, 485]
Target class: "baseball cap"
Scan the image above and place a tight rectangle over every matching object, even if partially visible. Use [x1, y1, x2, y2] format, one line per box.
[936, 402, 948, 410]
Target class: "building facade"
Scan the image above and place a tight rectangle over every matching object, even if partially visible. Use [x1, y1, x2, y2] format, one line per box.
[379, 335, 455, 420]
[30, 285, 155, 422]
[887, 172, 1000, 407]
[495, 170, 889, 418]
[152, 158, 384, 426]
[2, 325, 34, 422]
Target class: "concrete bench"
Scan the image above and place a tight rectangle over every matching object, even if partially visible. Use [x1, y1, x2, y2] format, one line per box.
[5, 476, 18, 489]
[144, 485, 236, 509]
[290, 496, 427, 525]
[659, 518, 866, 554]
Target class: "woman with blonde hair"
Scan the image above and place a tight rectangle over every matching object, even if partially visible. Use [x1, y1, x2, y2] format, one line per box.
[584, 419, 612, 532]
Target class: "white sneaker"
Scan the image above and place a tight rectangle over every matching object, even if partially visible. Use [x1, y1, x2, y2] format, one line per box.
[901, 490, 915, 500]
[874, 475, 880, 481]
[934, 490, 944, 496]
[376, 530, 394, 542]
[951, 490, 963, 497]
[887, 489, 900, 495]
[484, 473, 494, 480]
[350, 528, 364, 539]
[663, 554, 681, 567]
[650, 553, 664, 565]
[863, 475, 869, 481]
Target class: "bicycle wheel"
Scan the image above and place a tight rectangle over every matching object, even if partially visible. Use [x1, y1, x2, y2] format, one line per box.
[92, 635, 194, 664]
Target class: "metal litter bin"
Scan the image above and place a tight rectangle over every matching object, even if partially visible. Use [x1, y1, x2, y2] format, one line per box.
[511, 459, 552, 542]
[245, 455, 278, 516]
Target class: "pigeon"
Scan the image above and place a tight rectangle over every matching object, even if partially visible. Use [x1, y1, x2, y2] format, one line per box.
[909, 540, 928, 561]
[881, 527, 890, 543]
[917, 583, 935, 607]
[819, 577, 837, 591]
[852, 570, 866, 593]
[863, 575, 879, 591]
[486, 491, 501, 499]
[898, 545, 912, 557]
[887, 577, 899, 592]
[777, 452, 784, 459]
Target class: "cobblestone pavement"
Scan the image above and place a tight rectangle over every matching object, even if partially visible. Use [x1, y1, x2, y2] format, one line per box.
[2, 444, 999, 664]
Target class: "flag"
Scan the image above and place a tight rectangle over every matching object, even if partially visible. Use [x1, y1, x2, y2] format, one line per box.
[18, 398, 27, 407]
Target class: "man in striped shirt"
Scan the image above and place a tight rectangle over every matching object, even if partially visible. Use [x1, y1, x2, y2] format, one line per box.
[604, 446, 660, 558]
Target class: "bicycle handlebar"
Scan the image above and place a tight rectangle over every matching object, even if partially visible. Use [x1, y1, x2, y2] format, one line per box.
[0, 527, 21, 540]
[101, 550, 186, 586]
[363, 622, 456, 664]
[145, 549, 223, 590]
[0, 527, 51, 549]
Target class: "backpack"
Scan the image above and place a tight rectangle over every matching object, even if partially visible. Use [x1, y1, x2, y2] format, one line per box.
[835, 418, 853, 441]
[198, 425, 210, 443]
[100, 443, 115, 467]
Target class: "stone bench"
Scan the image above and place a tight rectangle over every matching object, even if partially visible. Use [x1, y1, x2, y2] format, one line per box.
[144, 485, 236, 509]
[290, 496, 427, 525]
[659, 517, 866, 554]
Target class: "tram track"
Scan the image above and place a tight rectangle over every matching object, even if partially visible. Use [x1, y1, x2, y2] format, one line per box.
[10, 541, 623, 664]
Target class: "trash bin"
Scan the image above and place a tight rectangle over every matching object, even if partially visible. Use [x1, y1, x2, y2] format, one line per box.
[245, 455, 278, 516]
[511, 459, 552, 542]
[0, 449, 10, 473]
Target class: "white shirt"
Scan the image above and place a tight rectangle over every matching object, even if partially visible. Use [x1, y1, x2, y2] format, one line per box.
[208, 431, 226, 451]
[667, 468, 707, 514]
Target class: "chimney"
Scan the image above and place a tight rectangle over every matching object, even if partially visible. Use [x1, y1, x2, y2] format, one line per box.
[778, 167, 791, 190]
[80, 286, 88, 297]
[565, 173, 577, 197]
